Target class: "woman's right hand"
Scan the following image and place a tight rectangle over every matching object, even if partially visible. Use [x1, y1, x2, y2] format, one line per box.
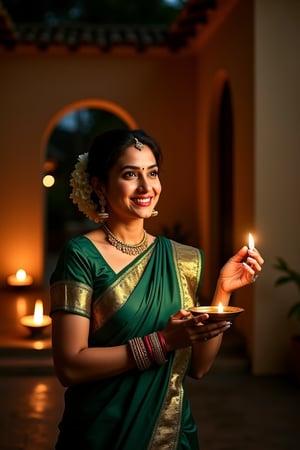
[161, 309, 231, 352]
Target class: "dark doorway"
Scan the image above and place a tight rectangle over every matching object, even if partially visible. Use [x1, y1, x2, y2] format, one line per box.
[218, 81, 233, 267]
[210, 78, 234, 282]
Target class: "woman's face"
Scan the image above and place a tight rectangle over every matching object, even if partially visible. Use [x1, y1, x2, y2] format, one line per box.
[102, 144, 162, 221]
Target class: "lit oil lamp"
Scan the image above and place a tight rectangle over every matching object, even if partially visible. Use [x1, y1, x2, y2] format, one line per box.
[189, 234, 257, 320]
[20, 299, 51, 337]
[189, 302, 244, 321]
[7, 269, 33, 287]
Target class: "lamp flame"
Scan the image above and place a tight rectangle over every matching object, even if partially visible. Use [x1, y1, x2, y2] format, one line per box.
[7, 269, 33, 286]
[16, 269, 27, 282]
[248, 233, 255, 251]
[33, 299, 44, 325]
[218, 302, 224, 313]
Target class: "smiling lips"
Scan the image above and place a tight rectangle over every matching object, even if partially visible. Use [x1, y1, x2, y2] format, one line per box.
[132, 197, 153, 207]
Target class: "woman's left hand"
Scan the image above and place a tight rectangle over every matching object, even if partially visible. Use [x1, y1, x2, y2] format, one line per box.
[218, 246, 264, 294]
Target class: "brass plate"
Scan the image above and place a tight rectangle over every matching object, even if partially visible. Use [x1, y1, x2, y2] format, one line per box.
[189, 306, 244, 321]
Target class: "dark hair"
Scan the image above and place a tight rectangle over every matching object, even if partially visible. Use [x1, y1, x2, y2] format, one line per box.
[87, 128, 162, 185]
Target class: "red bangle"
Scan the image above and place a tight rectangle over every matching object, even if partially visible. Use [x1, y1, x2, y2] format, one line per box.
[157, 331, 168, 356]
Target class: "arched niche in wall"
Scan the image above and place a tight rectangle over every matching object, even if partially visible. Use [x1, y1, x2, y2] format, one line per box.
[41, 99, 138, 282]
[209, 70, 234, 282]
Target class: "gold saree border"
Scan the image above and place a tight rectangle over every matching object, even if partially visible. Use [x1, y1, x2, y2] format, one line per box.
[91, 247, 154, 330]
[148, 241, 202, 450]
[50, 280, 93, 318]
[171, 241, 202, 310]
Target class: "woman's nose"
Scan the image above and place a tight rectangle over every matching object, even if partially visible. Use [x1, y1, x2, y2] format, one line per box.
[137, 175, 150, 192]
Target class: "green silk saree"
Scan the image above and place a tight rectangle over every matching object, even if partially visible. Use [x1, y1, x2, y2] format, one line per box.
[50, 235, 204, 450]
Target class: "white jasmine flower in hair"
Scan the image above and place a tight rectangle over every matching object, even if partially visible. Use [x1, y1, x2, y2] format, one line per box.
[69, 152, 101, 223]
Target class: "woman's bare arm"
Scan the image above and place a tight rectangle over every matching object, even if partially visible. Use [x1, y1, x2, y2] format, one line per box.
[52, 312, 136, 386]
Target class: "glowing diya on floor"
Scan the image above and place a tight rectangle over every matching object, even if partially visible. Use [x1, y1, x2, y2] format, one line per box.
[20, 299, 51, 337]
[189, 302, 244, 321]
[7, 269, 33, 287]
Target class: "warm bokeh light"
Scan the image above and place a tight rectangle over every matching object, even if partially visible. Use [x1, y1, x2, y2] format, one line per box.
[43, 174, 55, 187]
[7, 269, 33, 286]
[32, 340, 47, 350]
[29, 383, 49, 417]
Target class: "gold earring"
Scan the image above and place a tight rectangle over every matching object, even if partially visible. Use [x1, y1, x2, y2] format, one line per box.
[98, 194, 109, 221]
[151, 209, 158, 217]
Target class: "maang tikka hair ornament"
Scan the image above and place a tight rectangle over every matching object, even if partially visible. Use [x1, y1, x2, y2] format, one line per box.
[133, 136, 144, 150]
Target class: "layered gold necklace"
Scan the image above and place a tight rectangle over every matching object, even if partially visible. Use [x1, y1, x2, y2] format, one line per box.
[102, 223, 148, 256]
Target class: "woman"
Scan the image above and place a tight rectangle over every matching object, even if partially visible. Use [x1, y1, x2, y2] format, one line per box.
[50, 129, 264, 449]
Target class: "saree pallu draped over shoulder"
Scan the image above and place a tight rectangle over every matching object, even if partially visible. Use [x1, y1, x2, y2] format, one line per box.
[50, 236, 204, 450]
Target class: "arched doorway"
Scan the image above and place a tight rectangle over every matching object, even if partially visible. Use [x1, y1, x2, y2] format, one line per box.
[42, 99, 138, 282]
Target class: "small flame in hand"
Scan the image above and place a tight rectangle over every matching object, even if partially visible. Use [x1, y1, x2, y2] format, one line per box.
[248, 233, 255, 250]
[218, 302, 224, 313]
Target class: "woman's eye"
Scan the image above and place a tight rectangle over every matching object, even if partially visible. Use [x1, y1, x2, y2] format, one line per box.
[123, 171, 136, 179]
[123, 169, 159, 179]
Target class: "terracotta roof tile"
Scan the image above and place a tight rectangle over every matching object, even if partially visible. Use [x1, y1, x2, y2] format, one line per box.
[1, 21, 179, 52]
[0, 0, 218, 53]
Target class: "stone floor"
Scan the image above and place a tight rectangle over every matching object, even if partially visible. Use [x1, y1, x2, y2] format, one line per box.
[187, 373, 299, 450]
[0, 371, 299, 450]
